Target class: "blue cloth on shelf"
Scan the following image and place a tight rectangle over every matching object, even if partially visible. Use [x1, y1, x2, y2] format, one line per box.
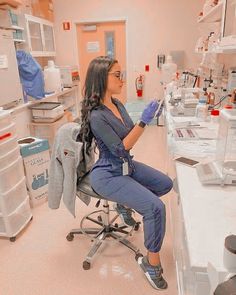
[16, 50, 45, 99]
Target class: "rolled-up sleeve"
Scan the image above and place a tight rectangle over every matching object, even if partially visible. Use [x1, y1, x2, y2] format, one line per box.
[90, 111, 129, 159]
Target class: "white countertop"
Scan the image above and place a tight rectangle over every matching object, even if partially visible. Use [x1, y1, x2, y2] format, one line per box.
[8, 86, 78, 115]
[165, 96, 236, 272]
[176, 163, 236, 271]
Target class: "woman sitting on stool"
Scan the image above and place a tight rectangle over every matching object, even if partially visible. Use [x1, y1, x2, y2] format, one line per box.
[79, 56, 173, 290]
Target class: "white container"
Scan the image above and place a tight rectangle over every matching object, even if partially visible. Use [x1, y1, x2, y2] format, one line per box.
[44, 60, 62, 93]
[223, 235, 236, 271]
[0, 136, 18, 157]
[0, 177, 28, 215]
[195, 98, 208, 121]
[0, 156, 25, 193]
[0, 196, 32, 237]
[31, 103, 64, 120]
[161, 55, 177, 85]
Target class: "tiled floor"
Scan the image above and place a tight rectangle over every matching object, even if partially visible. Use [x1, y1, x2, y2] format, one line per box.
[0, 126, 178, 295]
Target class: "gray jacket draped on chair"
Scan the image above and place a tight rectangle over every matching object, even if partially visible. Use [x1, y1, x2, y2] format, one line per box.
[48, 122, 95, 217]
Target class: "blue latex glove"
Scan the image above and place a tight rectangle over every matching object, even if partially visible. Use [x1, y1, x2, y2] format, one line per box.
[140, 100, 159, 124]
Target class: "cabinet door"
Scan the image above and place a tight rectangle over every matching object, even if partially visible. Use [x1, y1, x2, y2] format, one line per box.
[42, 23, 54, 52]
[27, 19, 43, 52]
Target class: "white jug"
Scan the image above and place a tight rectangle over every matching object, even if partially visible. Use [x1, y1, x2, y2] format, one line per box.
[44, 60, 62, 93]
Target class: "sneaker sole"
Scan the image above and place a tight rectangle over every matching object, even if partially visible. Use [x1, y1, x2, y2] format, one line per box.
[137, 257, 167, 291]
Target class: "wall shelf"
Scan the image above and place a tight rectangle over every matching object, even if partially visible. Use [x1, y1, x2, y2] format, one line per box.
[198, 2, 223, 23]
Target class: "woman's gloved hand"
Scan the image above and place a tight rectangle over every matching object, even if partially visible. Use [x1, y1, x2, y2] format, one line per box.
[140, 100, 159, 124]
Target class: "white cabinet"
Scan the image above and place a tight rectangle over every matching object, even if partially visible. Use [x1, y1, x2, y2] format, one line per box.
[25, 14, 55, 57]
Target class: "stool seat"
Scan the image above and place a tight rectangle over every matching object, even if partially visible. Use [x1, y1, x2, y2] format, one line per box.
[77, 175, 104, 200]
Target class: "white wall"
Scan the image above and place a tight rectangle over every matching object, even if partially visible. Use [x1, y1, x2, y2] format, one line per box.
[53, 0, 204, 100]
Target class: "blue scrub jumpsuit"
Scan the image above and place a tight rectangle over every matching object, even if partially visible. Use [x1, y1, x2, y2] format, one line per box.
[89, 98, 173, 253]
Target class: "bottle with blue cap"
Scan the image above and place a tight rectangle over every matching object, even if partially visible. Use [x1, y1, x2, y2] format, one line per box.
[195, 96, 208, 121]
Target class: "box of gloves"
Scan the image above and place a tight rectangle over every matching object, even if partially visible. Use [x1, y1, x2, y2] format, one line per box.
[18, 137, 50, 207]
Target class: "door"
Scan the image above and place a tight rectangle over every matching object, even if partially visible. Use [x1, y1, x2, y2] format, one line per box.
[77, 21, 126, 102]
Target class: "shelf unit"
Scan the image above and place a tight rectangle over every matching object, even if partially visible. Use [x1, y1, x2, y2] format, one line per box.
[198, 2, 223, 23]
[0, 8, 25, 43]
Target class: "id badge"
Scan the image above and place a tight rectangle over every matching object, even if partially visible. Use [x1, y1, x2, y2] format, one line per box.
[122, 161, 129, 176]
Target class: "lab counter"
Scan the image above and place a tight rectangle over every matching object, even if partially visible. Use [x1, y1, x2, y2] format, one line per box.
[164, 96, 236, 295]
[7, 86, 80, 139]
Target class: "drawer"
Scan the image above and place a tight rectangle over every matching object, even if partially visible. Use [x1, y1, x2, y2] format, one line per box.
[0, 196, 32, 237]
[0, 156, 25, 193]
[0, 122, 16, 143]
[0, 145, 20, 168]
[0, 136, 18, 157]
[0, 177, 28, 215]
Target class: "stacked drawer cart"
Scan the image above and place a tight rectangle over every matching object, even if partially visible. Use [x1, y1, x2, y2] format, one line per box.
[0, 109, 32, 242]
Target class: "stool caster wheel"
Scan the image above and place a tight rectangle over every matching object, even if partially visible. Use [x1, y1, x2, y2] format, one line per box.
[66, 233, 74, 241]
[134, 222, 140, 231]
[135, 253, 143, 261]
[9, 237, 16, 242]
[83, 261, 91, 270]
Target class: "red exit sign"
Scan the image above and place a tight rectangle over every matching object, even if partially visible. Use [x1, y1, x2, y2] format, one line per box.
[63, 22, 71, 30]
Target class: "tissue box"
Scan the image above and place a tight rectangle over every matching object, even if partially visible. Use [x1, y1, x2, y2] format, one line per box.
[18, 137, 50, 207]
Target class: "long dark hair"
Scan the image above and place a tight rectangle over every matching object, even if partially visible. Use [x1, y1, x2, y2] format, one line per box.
[79, 56, 117, 152]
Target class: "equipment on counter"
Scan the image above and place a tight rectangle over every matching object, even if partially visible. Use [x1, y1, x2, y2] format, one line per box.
[59, 65, 80, 87]
[196, 109, 236, 185]
[29, 102, 64, 123]
[170, 87, 203, 117]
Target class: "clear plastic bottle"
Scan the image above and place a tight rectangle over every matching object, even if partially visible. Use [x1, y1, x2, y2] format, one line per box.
[195, 97, 208, 121]
[44, 60, 62, 93]
[161, 55, 177, 85]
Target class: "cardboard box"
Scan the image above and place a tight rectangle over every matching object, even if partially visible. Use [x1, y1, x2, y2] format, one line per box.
[18, 137, 50, 207]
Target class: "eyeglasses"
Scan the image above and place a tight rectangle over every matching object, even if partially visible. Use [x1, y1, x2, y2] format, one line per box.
[108, 71, 126, 81]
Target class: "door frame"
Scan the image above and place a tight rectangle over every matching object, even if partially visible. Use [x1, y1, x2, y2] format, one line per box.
[74, 17, 129, 98]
